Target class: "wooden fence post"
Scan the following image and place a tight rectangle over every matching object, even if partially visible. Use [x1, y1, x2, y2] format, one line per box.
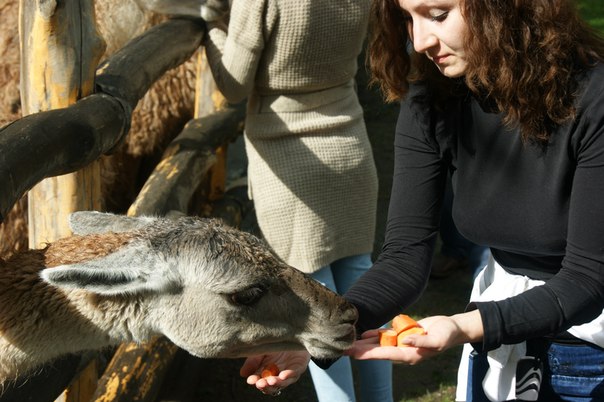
[20, 0, 106, 246]
[19, 0, 106, 401]
[195, 51, 229, 203]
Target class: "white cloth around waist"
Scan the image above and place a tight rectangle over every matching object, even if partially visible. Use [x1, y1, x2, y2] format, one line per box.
[455, 257, 604, 401]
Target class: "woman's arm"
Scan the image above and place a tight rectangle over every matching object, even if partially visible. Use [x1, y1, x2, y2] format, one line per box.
[346, 310, 484, 363]
[345, 96, 448, 335]
[203, 0, 266, 103]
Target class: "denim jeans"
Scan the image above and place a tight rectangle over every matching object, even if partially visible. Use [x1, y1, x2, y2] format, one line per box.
[466, 340, 604, 401]
[309, 254, 394, 402]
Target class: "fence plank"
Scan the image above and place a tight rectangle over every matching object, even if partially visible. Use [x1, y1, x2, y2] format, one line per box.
[19, 1, 106, 399]
[0, 18, 206, 224]
[128, 106, 244, 217]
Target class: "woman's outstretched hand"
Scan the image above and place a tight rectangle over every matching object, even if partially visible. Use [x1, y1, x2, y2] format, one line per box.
[345, 311, 483, 364]
[240, 350, 311, 396]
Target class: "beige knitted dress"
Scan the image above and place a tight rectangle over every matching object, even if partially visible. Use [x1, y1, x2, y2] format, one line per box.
[204, 0, 378, 273]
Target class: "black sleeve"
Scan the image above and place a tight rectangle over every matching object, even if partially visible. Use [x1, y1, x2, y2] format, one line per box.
[345, 97, 447, 335]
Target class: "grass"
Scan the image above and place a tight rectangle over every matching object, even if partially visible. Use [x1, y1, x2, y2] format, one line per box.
[579, 0, 604, 32]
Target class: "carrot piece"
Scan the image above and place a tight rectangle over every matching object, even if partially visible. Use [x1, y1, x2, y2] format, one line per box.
[396, 326, 426, 347]
[261, 362, 280, 378]
[378, 329, 398, 346]
[392, 314, 420, 334]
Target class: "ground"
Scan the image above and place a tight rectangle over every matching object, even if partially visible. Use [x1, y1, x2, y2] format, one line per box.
[153, 62, 474, 402]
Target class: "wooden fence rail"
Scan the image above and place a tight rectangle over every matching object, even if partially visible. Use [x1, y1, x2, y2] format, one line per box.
[0, 17, 206, 223]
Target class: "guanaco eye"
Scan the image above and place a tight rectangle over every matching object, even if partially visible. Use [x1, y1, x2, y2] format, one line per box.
[229, 285, 267, 306]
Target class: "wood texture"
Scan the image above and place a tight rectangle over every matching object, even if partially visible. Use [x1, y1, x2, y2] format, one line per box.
[127, 106, 244, 217]
[19, 1, 106, 399]
[19, 0, 106, 248]
[0, 18, 206, 224]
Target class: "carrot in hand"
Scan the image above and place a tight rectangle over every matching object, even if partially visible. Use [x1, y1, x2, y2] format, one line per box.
[378, 329, 398, 346]
[392, 314, 419, 334]
[396, 325, 426, 346]
[261, 362, 280, 378]
[379, 314, 426, 347]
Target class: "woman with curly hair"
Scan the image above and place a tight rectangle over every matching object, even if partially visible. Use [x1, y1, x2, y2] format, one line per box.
[242, 0, 604, 400]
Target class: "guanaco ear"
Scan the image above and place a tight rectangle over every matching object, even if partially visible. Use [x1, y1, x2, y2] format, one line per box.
[40, 243, 182, 296]
[69, 211, 157, 236]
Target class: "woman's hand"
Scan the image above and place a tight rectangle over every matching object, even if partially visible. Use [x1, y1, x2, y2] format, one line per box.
[240, 350, 311, 396]
[345, 311, 483, 364]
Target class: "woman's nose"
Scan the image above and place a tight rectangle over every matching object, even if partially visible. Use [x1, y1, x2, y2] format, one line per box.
[412, 21, 438, 53]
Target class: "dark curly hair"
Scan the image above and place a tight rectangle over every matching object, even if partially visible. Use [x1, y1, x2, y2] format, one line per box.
[368, 0, 604, 142]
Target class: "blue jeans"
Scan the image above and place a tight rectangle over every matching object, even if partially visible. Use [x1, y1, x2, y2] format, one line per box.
[466, 340, 604, 401]
[309, 254, 393, 402]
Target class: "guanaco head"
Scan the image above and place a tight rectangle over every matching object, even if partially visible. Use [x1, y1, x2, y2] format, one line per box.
[40, 212, 357, 359]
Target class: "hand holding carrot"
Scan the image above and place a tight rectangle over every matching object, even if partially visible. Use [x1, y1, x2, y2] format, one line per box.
[240, 350, 311, 396]
[345, 311, 484, 364]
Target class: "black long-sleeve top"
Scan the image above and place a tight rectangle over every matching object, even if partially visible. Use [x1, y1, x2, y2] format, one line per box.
[346, 63, 604, 352]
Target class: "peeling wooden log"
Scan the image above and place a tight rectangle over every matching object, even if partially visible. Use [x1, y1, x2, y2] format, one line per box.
[95, 18, 206, 111]
[20, 0, 106, 251]
[90, 338, 179, 402]
[128, 105, 244, 217]
[0, 18, 206, 224]
[194, 51, 230, 204]
[19, 0, 106, 115]
[18, 1, 108, 399]
[0, 94, 129, 223]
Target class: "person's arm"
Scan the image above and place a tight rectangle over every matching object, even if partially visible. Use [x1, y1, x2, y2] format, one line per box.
[346, 310, 484, 363]
[345, 93, 447, 335]
[203, 0, 267, 103]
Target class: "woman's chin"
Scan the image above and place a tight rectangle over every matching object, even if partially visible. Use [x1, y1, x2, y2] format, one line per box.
[436, 63, 467, 79]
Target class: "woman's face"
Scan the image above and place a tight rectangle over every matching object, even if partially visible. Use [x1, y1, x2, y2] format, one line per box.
[398, 0, 468, 77]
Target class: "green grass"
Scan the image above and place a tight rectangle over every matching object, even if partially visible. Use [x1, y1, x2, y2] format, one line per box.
[578, 0, 604, 32]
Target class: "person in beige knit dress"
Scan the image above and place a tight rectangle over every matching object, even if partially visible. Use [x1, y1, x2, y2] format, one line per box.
[136, 0, 392, 399]
[201, 1, 393, 401]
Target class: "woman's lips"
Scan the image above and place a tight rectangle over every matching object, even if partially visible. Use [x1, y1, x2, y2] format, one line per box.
[432, 54, 450, 64]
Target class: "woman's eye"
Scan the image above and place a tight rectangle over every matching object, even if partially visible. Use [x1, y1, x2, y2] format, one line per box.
[229, 285, 266, 306]
[430, 11, 448, 22]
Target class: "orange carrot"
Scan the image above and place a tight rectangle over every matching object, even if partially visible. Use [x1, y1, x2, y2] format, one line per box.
[392, 314, 419, 334]
[396, 326, 426, 347]
[261, 362, 280, 378]
[378, 329, 398, 346]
